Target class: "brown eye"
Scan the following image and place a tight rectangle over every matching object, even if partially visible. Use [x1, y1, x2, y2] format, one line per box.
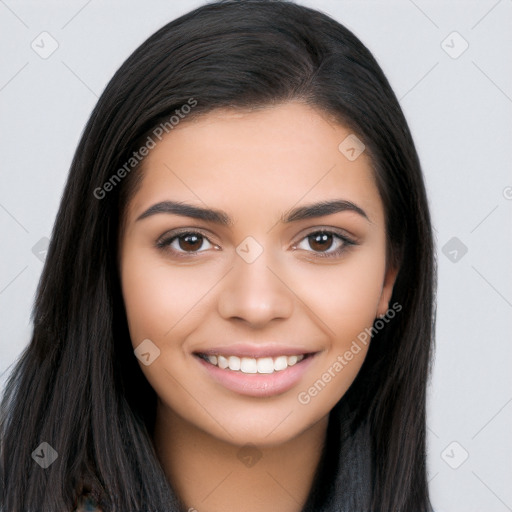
[177, 233, 204, 252]
[294, 230, 355, 258]
[307, 232, 334, 252]
[157, 231, 215, 255]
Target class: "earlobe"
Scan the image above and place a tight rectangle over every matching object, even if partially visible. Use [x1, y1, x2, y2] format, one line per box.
[376, 265, 399, 318]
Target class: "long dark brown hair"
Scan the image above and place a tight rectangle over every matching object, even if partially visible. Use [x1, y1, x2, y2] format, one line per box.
[0, 1, 436, 510]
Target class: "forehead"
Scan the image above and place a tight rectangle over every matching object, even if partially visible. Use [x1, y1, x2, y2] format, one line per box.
[124, 101, 383, 226]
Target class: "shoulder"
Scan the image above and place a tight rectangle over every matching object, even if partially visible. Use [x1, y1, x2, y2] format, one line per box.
[73, 494, 102, 512]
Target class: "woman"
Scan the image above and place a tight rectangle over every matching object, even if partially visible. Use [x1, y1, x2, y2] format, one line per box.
[0, 1, 436, 511]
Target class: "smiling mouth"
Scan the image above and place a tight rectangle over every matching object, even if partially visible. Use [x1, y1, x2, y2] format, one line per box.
[196, 353, 312, 374]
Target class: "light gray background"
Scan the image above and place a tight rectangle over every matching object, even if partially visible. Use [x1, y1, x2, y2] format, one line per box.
[1, 1, 511, 511]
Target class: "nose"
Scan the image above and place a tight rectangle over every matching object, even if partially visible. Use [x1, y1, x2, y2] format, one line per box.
[217, 249, 294, 328]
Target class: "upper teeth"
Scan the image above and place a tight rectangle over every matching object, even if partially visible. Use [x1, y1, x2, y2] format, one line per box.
[204, 354, 305, 374]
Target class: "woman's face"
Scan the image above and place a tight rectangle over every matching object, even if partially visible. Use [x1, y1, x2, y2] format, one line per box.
[119, 101, 397, 446]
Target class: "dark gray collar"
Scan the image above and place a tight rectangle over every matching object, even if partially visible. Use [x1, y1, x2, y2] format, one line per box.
[301, 402, 373, 512]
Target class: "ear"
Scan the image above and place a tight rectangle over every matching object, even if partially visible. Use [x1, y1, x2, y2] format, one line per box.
[376, 265, 399, 318]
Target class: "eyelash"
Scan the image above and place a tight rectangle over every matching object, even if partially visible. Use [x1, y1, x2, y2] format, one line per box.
[156, 228, 357, 260]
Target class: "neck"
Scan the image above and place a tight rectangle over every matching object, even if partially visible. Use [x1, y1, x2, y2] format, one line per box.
[153, 401, 329, 512]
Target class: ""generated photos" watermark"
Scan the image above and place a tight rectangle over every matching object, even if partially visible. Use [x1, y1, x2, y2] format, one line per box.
[297, 301, 402, 405]
[94, 97, 197, 200]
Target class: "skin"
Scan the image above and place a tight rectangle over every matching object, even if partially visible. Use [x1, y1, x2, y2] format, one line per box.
[119, 101, 398, 512]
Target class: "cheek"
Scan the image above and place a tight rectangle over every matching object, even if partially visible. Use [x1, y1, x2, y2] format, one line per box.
[121, 258, 169, 346]
[120, 249, 218, 346]
[121, 251, 190, 346]
[284, 248, 386, 338]
[291, 257, 384, 412]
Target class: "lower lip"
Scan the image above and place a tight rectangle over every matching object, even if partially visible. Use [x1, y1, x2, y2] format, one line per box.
[195, 355, 316, 398]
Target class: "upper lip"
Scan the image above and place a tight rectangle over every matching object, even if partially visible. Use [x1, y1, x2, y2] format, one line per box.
[194, 343, 317, 358]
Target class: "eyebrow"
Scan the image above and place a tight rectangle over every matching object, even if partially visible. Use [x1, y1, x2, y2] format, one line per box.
[135, 199, 370, 225]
